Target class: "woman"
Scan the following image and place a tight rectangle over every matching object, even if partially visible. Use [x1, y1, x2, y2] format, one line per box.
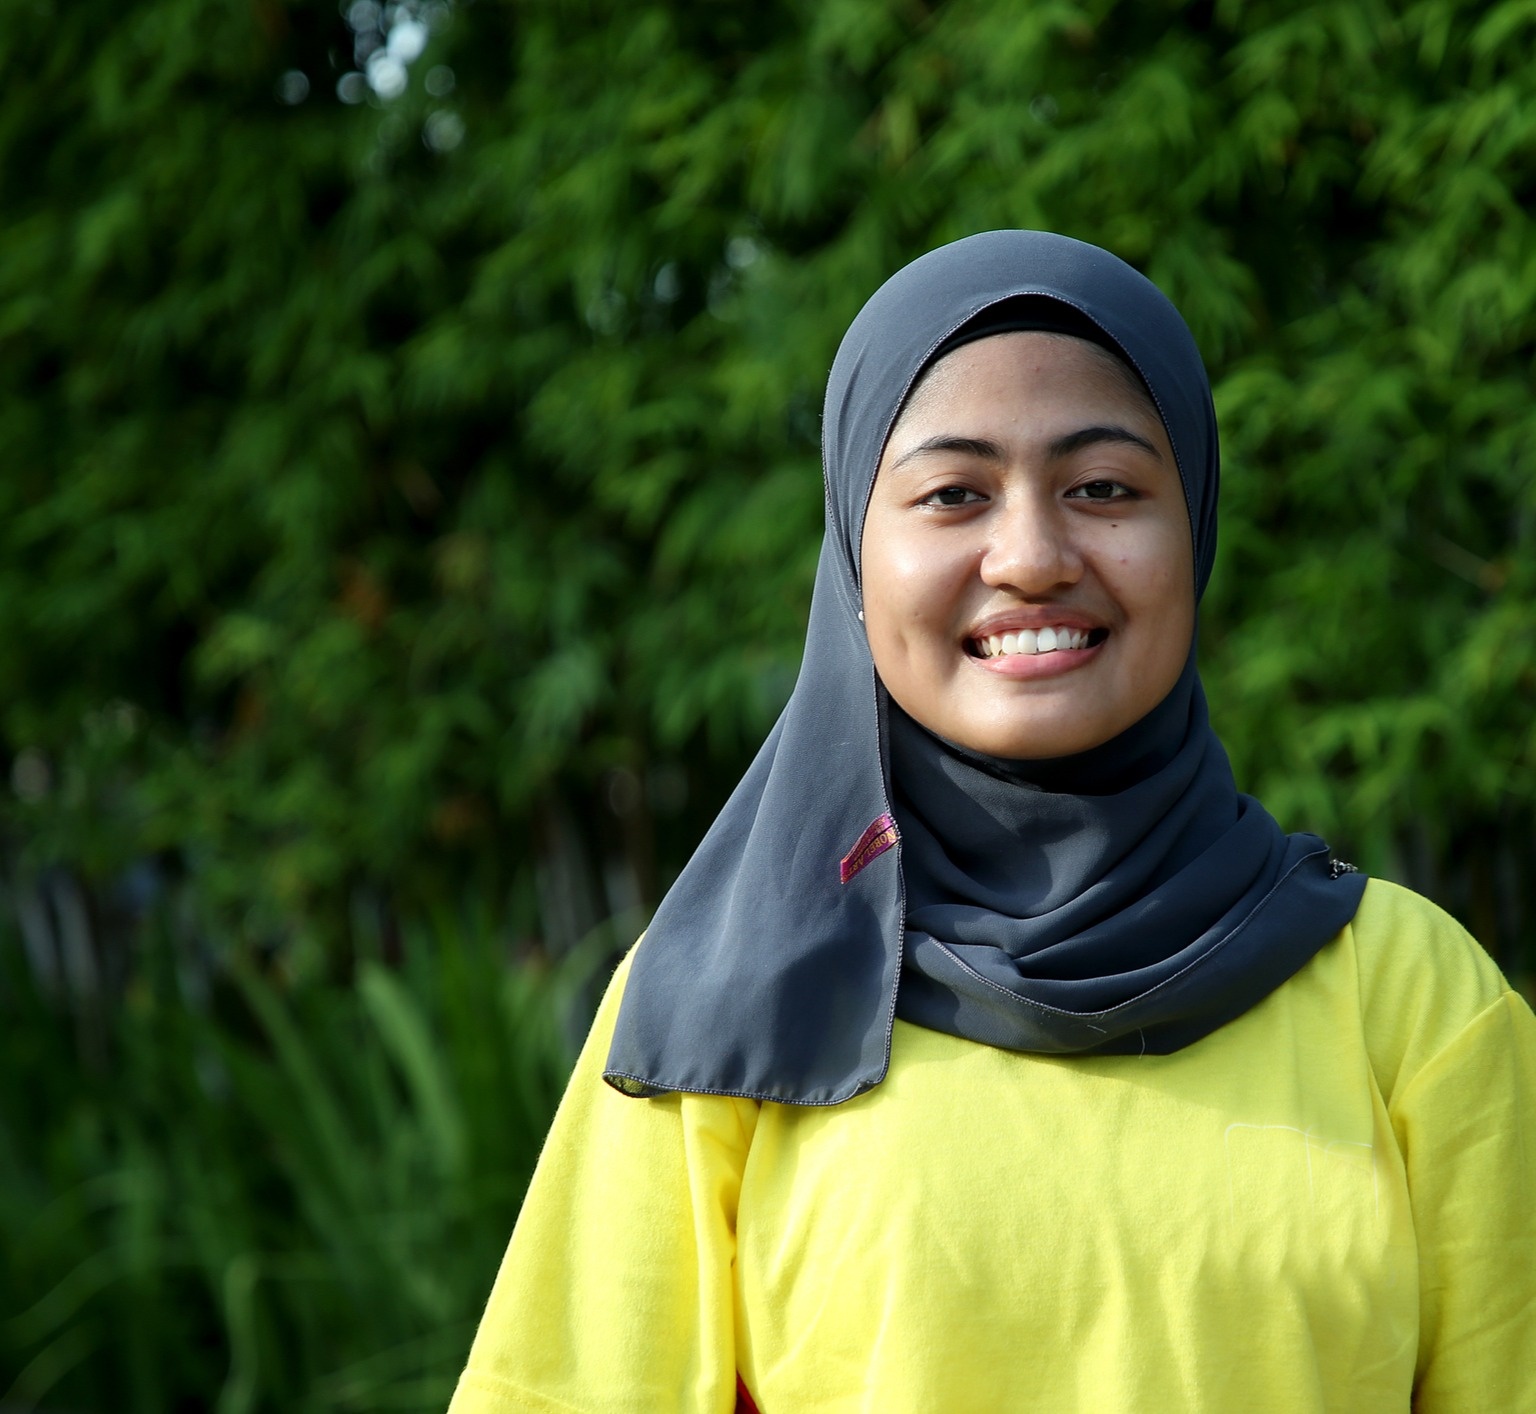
[450, 232, 1536, 1412]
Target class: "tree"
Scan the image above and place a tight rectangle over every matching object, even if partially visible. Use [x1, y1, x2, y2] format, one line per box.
[2, 0, 1532, 979]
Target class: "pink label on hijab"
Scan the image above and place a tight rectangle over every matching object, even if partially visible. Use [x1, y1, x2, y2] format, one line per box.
[840, 812, 899, 884]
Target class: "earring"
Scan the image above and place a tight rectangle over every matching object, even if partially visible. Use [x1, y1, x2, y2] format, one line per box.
[857, 610, 865, 621]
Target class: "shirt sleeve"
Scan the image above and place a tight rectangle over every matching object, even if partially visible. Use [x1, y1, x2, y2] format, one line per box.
[1393, 988, 1536, 1413]
[449, 951, 759, 1414]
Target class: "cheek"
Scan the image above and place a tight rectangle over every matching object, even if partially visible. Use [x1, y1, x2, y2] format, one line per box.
[1101, 526, 1195, 682]
[863, 532, 971, 627]
[1117, 521, 1192, 609]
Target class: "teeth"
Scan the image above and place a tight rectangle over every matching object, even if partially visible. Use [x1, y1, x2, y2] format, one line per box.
[979, 626, 1093, 658]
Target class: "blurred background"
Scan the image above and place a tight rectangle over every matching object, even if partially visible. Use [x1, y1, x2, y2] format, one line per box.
[3, 0, 1534, 1407]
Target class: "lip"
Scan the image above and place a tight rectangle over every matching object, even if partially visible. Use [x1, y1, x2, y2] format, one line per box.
[966, 607, 1106, 640]
[968, 635, 1106, 681]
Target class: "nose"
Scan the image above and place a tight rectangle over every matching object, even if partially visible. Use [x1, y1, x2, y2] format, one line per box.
[979, 495, 1084, 595]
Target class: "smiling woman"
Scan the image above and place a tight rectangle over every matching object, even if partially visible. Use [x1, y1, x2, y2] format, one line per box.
[862, 329, 1193, 760]
[448, 233, 1536, 1414]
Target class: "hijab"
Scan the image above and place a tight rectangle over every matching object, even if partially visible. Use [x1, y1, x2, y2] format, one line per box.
[605, 229, 1365, 1106]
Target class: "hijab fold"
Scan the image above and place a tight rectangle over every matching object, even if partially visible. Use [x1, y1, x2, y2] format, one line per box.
[605, 230, 1365, 1106]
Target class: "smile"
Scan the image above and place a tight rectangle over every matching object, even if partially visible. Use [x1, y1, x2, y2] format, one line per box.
[970, 626, 1108, 658]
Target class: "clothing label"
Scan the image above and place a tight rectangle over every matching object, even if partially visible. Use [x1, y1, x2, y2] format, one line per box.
[840, 812, 899, 884]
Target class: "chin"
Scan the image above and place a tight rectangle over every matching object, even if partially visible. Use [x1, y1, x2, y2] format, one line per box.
[950, 715, 1109, 762]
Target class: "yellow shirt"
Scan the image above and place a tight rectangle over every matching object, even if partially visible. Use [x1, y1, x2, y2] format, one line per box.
[449, 879, 1536, 1412]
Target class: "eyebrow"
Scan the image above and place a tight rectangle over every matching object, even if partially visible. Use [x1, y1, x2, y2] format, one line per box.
[888, 424, 1162, 472]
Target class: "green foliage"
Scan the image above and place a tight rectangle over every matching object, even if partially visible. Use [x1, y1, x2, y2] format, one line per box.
[4, 0, 1533, 965]
[0, 907, 582, 1410]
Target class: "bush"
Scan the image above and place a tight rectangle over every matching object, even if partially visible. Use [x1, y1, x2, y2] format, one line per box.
[0, 908, 586, 1410]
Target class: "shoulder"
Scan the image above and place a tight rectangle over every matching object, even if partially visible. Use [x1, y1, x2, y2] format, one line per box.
[1346, 876, 1518, 1105]
[558, 943, 760, 1150]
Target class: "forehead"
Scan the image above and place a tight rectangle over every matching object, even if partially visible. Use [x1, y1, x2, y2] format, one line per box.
[893, 331, 1161, 436]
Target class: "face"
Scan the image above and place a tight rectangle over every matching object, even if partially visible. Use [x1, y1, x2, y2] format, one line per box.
[859, 331, 1196, 760]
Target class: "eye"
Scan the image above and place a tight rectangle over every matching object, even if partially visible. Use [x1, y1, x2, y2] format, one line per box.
[920, 485, 984, 508]
[1066, 479, 1135, 502]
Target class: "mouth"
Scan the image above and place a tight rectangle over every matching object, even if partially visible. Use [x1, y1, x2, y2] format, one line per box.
[966, 625, 1109, 659]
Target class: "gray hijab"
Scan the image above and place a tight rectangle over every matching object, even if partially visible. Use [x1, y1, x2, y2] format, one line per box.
[605, 230, 1365, 1106]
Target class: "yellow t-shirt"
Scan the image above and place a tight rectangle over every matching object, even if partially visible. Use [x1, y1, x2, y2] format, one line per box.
[449, 879, 1536, 1412]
